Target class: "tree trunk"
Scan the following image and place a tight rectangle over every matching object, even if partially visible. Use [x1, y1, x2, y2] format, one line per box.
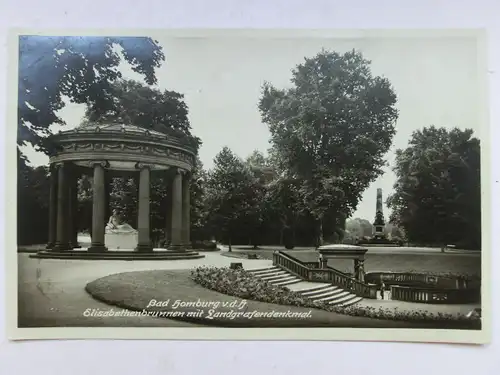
[279, 226, 284, 246]
[228, 237, 232, 252]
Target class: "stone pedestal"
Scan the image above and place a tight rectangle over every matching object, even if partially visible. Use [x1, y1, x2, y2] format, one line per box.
[318, 244, 368, 282]
[105, 232, 138, 249]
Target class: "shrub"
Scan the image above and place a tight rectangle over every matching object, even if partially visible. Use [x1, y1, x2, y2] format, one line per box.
[391, 236, 404, 246]
[191, 240, 218, 250]
[191, 266, 481, 327]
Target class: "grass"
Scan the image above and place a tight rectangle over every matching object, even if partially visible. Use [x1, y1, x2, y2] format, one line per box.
[85, 269, 466, 328]
[225, 247, 481, 275]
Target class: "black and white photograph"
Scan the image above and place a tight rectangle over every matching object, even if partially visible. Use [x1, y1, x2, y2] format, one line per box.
[7, 29, 489, 343]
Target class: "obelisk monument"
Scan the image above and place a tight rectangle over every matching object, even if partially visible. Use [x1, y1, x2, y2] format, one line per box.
[372, 188, 386, 239]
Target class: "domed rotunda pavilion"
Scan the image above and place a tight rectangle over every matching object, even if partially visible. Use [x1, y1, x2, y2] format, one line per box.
[32, 123, 204, 260]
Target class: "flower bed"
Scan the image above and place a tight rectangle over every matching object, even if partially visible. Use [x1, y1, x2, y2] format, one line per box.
[191, 266, 481, 328]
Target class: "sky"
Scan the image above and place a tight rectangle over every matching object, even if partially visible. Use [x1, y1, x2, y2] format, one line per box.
[20, 34, 482, 221]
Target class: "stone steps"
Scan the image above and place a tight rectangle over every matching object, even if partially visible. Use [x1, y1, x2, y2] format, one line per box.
[299, 284, 338, 297]
[299, 284, 362, 306]
[247, 267, 302, 286]
[259, 272, 291, 281]
[247, 267, 363, 307]
[248, 267, 282, 276]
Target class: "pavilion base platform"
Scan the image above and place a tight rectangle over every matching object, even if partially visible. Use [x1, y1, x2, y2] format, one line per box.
[30, 248, 204, 261]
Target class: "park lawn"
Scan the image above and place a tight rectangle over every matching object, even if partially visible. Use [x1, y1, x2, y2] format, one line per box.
[85, 269, 456, 328]
[297, 252, 481, 275]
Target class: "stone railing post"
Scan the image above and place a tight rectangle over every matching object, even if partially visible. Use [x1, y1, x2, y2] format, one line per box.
[88, 161, 109, 253]
[354, 259, 360, 281]
[358, 258, 365, 283]
[135, 163, 153, 252]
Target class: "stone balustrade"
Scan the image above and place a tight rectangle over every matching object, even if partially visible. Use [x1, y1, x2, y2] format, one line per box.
[390, 285, 480, 304]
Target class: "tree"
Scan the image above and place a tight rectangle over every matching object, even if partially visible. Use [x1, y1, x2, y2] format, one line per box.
[264, 176, 304, 247]
[190, 156, 208, 241]
[18, 36, 165, 154]
[17, 157, 51, 245]
[243, 151, 276, 248]
[82, 79, 194, 137]
[204, 147, 260, 251]
[387, 126, 481, 249]
[80, 79, 201, 152]
[259, 49, 399, 245]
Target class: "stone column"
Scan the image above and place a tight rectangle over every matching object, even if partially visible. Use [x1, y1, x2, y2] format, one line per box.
[164, 173, 173, 247]
[181, 171, 191, 248]
[135, 163, 153, 252]
[46, 163, 59, 249]
[67, 164, 80, 248]
[88, 161, 108, 253]
[169, 168, 183, 250]
[72, 170, 81, 248]
[53, 162, 70, 251]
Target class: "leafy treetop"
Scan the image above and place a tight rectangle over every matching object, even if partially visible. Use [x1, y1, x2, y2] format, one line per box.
[18, 36, 165, 155]
[387, 126, 481, 249]
[259, 49, 399, 241]
[80, 79, 201, 151]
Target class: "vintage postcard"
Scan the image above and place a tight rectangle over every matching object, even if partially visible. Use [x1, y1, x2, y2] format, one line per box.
[5, 29, 490, 343]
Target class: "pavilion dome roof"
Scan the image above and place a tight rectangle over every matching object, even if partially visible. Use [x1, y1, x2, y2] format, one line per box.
[73, 122, 167, 138]
[49, 121, 197, 172]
